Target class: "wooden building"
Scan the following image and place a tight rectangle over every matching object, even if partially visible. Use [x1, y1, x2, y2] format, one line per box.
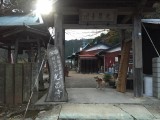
[0, 14, 52, 104]
[77, 43, 110, 73]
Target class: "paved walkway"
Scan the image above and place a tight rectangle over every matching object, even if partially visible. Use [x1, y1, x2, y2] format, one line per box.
[34, 71, 160, 120]
[65, 71, 104, 88]
[35, 103, 160, 120]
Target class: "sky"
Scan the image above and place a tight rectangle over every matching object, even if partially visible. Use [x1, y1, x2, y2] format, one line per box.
[65, 29, 109, 40]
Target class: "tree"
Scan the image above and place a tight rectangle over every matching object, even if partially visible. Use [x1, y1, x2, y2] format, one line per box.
[0, 0, 36, 15]
[93, 29, 120, 46]
[144, 2, 160, 18]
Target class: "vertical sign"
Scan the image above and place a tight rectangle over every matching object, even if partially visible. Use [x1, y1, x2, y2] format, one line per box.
[46, 45, 65, 101]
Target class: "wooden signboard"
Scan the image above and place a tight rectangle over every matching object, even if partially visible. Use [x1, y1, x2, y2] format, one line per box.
[79, 9, 117, 24]
[46, 45, 65, 102]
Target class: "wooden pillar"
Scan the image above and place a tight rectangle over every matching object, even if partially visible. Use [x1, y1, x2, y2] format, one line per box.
[54, 12, 65, 66]
[8, 46, 11, 63]
[14, 40, 18, 63]
[47, 11, 68, 101]
[132, 14, 143, 97]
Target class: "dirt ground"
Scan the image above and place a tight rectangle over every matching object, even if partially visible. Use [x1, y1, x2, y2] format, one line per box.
[65, 70, 104, 88]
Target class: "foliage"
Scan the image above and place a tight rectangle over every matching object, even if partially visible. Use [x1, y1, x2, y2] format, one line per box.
[0, 0, 36, 14]
[103, 73, 111, 82]
[13, 0, 36, 12]
[144, 2, 160, 18]
[93, 29, 120, 46]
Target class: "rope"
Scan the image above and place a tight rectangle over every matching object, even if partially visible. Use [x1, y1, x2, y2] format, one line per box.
[142, 23, 160, 57]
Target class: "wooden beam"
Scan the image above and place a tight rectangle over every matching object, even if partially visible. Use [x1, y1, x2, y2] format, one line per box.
[0, 45, 9, 50]
[61, 7, 153, 16]
[55, 12, 65, 62]
[63, 24, 133, 29]
[121, 0, 148, 24]
[3, 29, 23, 38]
[52, 12, 68, 101]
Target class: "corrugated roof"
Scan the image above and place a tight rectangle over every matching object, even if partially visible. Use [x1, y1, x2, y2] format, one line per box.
[141, 19, 160, 24]
[0, 13, 43, 26]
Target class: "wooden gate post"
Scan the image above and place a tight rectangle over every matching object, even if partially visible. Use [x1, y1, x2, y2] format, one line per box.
[132, 14, 143, 97]
[46, 11, 68, 102]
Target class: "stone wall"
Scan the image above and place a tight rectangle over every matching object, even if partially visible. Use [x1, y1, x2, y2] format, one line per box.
[152, 57, 160, 99]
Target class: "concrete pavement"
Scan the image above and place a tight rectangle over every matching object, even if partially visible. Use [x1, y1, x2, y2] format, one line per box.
[35, 103, 160, 120]
[35, 88, 160, 120]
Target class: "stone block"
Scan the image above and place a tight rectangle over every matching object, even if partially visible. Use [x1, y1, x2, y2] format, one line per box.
[153, 77, 160, 82]
[153, 82, 160, 88]
[153, 92, 160, 99]
[153, 73, 160, 77]
[152, 63, 160, 68]
[152, 68, 160, 73]
[153, 87, 160, 94]
[152, 57, 160, 63]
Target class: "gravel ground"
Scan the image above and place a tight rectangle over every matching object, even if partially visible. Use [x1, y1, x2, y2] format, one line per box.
[65, 70, 104, 88]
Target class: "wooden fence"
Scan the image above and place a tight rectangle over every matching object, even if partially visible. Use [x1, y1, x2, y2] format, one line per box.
[0, 63, 39, 105]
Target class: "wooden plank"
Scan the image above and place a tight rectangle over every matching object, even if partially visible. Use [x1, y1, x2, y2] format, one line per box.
[23, 63, 32, 103]
[14, 64, 23, 104]
[5, 64, 14, 104]
[0, 64, 5, 104]
[31, 63, 39, 103]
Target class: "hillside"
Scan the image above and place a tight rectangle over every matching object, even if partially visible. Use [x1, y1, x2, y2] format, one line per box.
[65, 39, 91, 59]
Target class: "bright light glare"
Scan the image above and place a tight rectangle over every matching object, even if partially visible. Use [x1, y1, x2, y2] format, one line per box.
[36, 0, 52, 14]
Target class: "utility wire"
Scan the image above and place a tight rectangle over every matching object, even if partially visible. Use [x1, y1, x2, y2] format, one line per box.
[142, 23, 160, 57]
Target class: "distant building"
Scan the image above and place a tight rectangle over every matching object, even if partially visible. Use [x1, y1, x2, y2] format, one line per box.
[77, 42, 110, 73]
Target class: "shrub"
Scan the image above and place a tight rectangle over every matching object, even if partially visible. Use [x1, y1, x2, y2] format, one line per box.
[103, 73, 111, 82]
